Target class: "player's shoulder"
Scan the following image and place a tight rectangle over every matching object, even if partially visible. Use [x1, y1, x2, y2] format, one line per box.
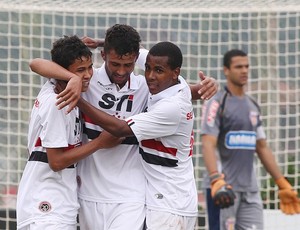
[246, 94, 260, 111]
[129, 73, 148, 90]
[31, 81, 62, 118]
[205, 88, 227, 105]
[37, 80, 57, 103]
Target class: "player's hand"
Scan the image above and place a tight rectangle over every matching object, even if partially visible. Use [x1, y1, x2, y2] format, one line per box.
[210, 173, 235, 208]
[197, 71, 219, 100]
[276, 177, 300, 215]
[54, 80, 67, 94]
[56, 75, 82, 113]
[96, 130, 124, 149]
[82, 36, 105, 49]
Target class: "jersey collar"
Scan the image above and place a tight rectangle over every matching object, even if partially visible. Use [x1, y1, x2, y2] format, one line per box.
[94, 63, 140, 91]
[148, 77, 186, 107]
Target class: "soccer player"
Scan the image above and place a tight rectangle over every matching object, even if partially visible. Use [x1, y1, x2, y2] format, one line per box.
[16, 35, 121, 230]
[76, 41, 198, 229]
[29, 24, 218, 229]
[200, 49, 300, 230]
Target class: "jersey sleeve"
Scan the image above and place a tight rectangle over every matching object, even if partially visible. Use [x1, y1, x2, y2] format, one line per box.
[256, 107, 266, 140]
[135, 48, 149, 71]
[178, 75, 192, 100]
[200, 96, 222, 137]
[39, 96, 70, 148]
[126, 99, 181, 141]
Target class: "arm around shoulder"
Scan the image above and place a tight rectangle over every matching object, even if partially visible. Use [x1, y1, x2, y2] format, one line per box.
[29, 58, 76, 81]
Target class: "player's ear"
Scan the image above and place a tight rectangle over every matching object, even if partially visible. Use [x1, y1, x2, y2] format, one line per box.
[173, 67, 180, 80]
[135, 52, 140, 63]
[223, 66, 229, 77]
[101, 50, 106, 61]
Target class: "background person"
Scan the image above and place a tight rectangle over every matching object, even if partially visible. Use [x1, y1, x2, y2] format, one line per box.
[200, 49, 300, 230]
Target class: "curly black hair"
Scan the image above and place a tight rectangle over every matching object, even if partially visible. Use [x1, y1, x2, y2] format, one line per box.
[104, 24, 141, 57]
[51, 35, 92, 69]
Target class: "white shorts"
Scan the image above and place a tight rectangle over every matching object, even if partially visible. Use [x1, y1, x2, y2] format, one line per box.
[17, 221, 77, 230]
[145, 209, 197, 230]
[78, 198, 146, 230]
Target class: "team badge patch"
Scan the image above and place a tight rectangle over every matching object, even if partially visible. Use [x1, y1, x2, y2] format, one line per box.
[39, 201, 51, 212]
[249, 111, 258, 126]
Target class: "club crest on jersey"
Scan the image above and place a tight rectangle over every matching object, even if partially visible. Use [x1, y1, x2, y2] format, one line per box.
[34, 99, 40, 108]
[39, 201, 51, 212]
[249, 111, 258, 126]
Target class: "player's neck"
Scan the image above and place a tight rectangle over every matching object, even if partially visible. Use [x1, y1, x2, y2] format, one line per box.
[226, 84, 245, 97]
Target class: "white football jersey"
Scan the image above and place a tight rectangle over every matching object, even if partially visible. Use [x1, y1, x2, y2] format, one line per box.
[17, 80, 81, 228]
[126, 78, 198, 217]
[77, 64, 149, 203]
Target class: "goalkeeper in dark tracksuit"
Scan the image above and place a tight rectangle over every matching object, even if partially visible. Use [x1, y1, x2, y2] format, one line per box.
[200, 49, 300, 230]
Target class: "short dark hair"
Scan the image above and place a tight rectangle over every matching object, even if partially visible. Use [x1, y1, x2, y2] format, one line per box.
[148, 41, 182, 70]
[223, 49, 247, 68]
[104, 24, 141, 56]
[51, 35, 92, 69]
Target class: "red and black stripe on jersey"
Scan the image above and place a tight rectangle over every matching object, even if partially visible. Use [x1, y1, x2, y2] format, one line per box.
[139, 139, 178, 167]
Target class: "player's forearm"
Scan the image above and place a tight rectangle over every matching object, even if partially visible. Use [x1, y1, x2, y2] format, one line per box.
[201, 135, 219, 174]
[256, 140, 283, 180]
[135, 48, 148, 70]
[47, 138, 105, 171]
[189, 84, 202, 100]
[78, 98, 132, 137]
[29, 58, 76, 81]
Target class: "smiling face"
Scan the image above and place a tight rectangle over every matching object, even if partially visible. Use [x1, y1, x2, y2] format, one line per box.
[144, 54, 179, 95]
[67, 56, 93, 92]
[102, 49, 138, 89]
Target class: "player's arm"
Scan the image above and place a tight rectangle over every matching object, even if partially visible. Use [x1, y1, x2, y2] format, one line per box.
[256, 138, 300, 214]
[81, 36, 148, 71]
[202, 134, 219, 175]
[81, 36, 104, 48]
[202, 134, 235, 208]
[29, 58, 82, 113]
[79, 37, 218, 100]
[189, 71, 219, 101]
[256, 138, 283, 180]
[46, 131, 123, 172]
[77, 98, 133, 138]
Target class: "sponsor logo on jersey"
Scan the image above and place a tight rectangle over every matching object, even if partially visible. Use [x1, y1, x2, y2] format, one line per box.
[155, 193, 164, 199]
[186, 111, 193, 120]
[99, 93, 133, 112]
[206, 100, 220, 127]
[39, 201, 51, 212]
[225, 131, 256, 150]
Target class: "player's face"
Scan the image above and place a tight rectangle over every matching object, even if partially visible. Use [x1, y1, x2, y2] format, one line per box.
[224, 56, 249, 87]
[68, 56, 93, 92]
[145, 54, 179, 95]
[102, 49, 138, 89]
